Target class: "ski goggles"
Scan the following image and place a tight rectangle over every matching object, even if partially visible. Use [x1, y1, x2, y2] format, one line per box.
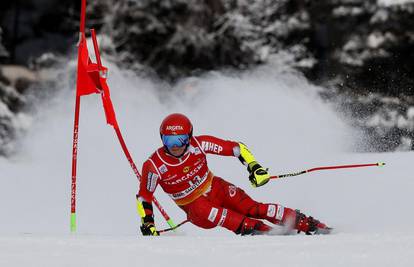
[162, 134, 190, 148]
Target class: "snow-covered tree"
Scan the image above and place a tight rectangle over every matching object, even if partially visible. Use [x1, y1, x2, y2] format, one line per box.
[0, 27, 8, 59]
[102, 0, 313, 79]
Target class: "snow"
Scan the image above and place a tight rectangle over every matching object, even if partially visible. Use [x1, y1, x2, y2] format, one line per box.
[1, 233, 414, 267]
[378, 0, 414, 6]
[1, 60, 414, 266]
[332, 6, 364, 17]
[370, 9, 389, 24]
[367, 32, 386, 49]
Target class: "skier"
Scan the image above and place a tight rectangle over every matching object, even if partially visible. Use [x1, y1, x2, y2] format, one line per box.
[137, 113, 330, 236]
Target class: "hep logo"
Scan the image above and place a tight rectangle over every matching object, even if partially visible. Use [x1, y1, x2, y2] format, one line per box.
[166, 125, 184, 131]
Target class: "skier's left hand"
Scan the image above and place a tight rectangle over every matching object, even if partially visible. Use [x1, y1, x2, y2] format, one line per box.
[248, 162, 270, 187]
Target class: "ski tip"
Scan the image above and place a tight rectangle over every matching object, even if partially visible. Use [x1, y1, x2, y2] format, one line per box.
[377, 162, 386, 167]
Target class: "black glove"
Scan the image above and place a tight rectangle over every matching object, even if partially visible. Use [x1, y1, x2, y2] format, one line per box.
[140, 222, 159, 236]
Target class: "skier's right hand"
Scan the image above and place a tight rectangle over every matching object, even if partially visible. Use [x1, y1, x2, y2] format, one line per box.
[140, 222, 159, 236]
[248, 162, 270, 187]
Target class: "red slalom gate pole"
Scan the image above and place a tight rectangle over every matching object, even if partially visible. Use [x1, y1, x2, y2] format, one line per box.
[70, 0, 87, 233]
[70, 96, 81, 233]
[79, 0, 86, 37]
[89, 29, 178, 229]
[270, 162, 385, 180]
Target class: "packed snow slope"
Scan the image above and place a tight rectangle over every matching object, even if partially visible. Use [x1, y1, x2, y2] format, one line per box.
[378, 0, 414, 6]
[1, 62, 413, 266]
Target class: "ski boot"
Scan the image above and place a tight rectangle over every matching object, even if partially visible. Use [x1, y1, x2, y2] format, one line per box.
[236, 218, 272, 236]
[295, 210, 332, 235]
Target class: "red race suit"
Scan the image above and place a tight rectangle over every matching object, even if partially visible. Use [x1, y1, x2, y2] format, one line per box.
[138, 135, 297, 233]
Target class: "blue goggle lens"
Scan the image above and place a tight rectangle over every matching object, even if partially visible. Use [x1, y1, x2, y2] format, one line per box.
[162, 134, 189, 148]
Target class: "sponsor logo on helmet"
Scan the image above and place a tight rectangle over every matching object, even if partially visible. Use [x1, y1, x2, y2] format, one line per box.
[166, 125, 184, 131]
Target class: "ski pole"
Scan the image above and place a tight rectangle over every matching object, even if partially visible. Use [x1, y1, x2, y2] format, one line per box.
[157, 220, 189, 235]
[270, 162, 385, 180]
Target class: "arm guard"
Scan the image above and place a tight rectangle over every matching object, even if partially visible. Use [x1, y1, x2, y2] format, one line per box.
[136, 196, 158, 236]
[234, 143, 270, 187]
[235, 142, 257, 166]
[136, 196, 155, 224]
